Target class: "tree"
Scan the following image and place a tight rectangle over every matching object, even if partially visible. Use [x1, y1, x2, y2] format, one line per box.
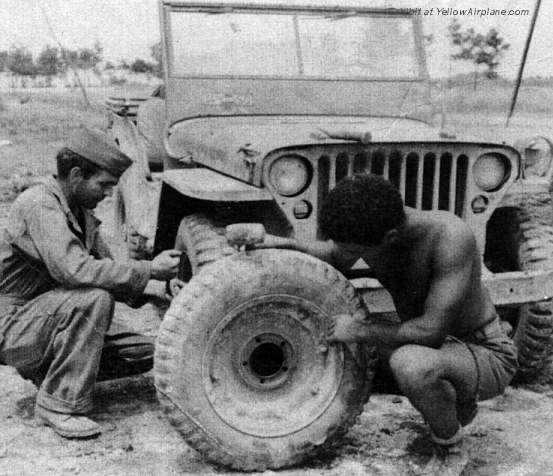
[60, 48, 79, 70]
[476, 28, 510, 79]
[36, 45, 61, 77]
[0, 50, 8, 72]
[130, 58, 154, 74]
[7, 46, 37, 77]
[448, 19, 510, 88]
[77, 41, 102, 70]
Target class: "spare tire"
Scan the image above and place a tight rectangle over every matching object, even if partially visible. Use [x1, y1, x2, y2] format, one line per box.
[155, 249, 374, 471]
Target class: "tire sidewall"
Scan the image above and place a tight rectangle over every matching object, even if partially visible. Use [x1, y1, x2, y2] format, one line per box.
[155, 249, 370, 468]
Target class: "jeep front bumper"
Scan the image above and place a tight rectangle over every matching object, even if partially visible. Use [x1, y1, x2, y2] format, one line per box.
[355, 270, 553, 315]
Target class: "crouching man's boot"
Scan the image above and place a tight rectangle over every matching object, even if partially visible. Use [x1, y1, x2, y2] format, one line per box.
[35, 405, 101, 438]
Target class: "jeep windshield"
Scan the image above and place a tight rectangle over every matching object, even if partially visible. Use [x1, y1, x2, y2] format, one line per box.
[162, 5, 431, 123]
[168, 10, 420, 80]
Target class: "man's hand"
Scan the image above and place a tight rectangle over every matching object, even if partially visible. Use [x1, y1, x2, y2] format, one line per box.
[328, 311, 371, 344]
[225, 224, 296, 251]
[127, 227, 151, 260]
[128, 230, 147, 259]
[167, 278, 185, 298]
[151, 249, 181, 280]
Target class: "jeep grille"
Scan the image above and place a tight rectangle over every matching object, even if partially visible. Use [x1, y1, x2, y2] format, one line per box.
[318, 147, 469, 217]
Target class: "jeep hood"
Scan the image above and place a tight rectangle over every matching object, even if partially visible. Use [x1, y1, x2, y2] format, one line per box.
[165, 78, 433, 126]
[167, 115, 441, 184]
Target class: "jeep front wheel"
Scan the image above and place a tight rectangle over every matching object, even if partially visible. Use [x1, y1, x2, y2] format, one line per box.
[154, 250, 374, 470]
[174, 214, 236, 281]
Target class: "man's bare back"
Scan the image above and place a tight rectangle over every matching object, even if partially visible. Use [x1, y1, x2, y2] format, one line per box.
[366, 208, 497, 339]
[227, 173, 517, 446]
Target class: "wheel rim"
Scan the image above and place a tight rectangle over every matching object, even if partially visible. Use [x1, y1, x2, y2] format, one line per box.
[238, 332, 294, 389]
[202, 294, 344, 438]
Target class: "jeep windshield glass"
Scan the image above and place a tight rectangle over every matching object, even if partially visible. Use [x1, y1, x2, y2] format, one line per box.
[168, 11, 420, 79]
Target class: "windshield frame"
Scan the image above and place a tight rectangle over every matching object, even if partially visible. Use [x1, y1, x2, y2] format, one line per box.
[161, 2, 428, 82]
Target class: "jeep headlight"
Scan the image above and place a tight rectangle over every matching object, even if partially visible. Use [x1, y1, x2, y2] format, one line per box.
[473, 153, 510, 191]
[268, 155, 310, 196]
[515, 136, 553, 177]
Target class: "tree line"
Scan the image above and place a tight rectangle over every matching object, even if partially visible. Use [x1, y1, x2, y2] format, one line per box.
[0, 41, 162, 79]
[0, 20, 509, 84]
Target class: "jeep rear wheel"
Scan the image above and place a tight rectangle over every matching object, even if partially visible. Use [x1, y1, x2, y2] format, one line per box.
[154, 250, 374, 471]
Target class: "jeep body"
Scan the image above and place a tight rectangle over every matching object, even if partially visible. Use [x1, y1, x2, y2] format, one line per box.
[110, 0, 553, 313]
[105, 2, 553, 467]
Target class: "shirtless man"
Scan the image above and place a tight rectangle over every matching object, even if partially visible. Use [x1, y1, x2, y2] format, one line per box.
[227, 173, 517, 446]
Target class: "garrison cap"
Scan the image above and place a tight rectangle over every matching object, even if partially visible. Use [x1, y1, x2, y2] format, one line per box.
[66, 126, 132, 177]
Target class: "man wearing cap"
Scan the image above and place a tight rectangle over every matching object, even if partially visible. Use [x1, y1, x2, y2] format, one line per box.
[0, 127, 181, 438]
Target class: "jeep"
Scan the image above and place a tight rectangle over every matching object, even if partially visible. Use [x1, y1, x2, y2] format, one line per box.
[107, 1, 553, 470]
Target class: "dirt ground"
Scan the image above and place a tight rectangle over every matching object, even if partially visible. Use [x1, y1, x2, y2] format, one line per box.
[2, 86, 553, 475]
[3, 353, 553, 476]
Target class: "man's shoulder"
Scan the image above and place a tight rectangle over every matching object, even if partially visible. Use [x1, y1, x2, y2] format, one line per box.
[429, 212, 477, 267]
[423, 210, 473, 241]
[413, 211, 476, 267]
[14, 180, 60, 212]
[14, 179, 58, 204]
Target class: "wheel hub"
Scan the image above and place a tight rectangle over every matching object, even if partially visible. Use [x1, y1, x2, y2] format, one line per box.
[239, 333, 293, 389]
[202, 295, 344, 438]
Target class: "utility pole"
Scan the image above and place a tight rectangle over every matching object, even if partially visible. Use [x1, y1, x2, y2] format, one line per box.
[39, 5, 91, 108]
[506, 0, 541, 127]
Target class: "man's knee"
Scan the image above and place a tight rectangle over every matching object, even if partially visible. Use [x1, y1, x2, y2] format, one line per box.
[389, 345, 443, 391]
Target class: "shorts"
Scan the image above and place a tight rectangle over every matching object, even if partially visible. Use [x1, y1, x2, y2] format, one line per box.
[446, 316, 518, 401]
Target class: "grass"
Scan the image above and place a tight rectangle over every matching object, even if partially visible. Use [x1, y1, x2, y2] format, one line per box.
[0, 85, 153, 199]
[433, 79, 553, 116]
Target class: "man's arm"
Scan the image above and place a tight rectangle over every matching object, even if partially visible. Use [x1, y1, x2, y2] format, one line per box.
[22, 199, 152, 295]
[263, 234, 337, 262]
[332, 224, 476, 348]
[226, 224, 359, 272]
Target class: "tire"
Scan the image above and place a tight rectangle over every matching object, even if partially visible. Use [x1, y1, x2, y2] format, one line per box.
[174, 214, 237, 281]
[154, 249, 375, 471]
[512, 197, 553, 381]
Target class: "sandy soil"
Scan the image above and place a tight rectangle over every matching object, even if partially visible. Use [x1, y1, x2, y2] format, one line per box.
[2, 361, 553, 475]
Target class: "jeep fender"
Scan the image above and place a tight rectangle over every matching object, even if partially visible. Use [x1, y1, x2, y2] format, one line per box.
[162, 168, 272, 202]
[153, 169, 274, 253]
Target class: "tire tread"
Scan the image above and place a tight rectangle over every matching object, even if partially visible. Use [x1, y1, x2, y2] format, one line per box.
[155, 246, 375, 470]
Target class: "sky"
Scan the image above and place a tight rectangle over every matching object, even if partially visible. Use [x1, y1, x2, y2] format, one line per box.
[0, 0, 550, 78]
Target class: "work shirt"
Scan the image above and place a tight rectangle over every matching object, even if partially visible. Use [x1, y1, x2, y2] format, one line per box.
[0, 176, 151, 301]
